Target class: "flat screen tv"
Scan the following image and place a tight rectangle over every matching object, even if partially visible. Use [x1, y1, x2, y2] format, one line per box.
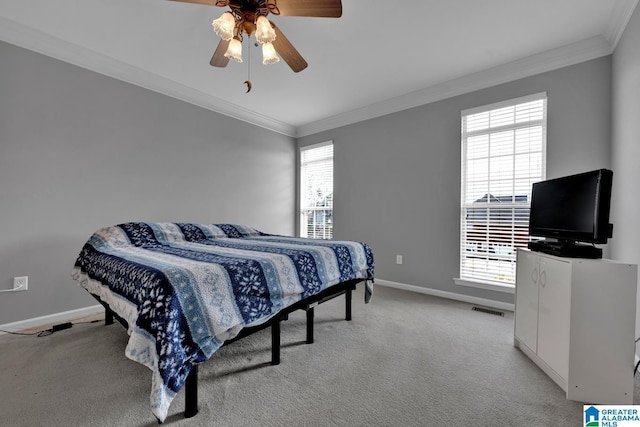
[527, 168, 613, 259]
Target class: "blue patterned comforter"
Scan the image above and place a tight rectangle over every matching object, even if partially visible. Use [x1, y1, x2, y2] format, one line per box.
[70, 222, 374, 421]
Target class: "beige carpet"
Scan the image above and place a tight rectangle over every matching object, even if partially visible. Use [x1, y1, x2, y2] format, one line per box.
[1, 285, 637, 426]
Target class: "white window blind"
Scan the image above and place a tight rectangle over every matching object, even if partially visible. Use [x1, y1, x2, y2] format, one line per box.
[300, 142, 333, 239]
[460, 93, 546, 286]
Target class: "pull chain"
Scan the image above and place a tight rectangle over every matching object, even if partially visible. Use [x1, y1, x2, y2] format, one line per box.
[244, 36, 252, 93]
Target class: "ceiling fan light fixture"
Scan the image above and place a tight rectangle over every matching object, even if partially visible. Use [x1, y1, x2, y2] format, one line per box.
[212, 12, 236, 41]
[261, 42, 280, 65]
[194, 0, 343, 73]
[224, 37, 243, 62]
[255, 16, 276, 44]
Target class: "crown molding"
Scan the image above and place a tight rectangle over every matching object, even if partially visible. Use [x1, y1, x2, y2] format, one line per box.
[0, 16, 296, 137]
[604, 0, 639, 48]
[296, 36, 614, 137]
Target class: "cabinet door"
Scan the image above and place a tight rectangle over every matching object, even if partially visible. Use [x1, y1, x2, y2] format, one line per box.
[514, 250, 540, 352]
[536, 256, 571, 382]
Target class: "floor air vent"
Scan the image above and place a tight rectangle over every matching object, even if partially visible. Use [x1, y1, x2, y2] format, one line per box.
[472, 306, 505, 317]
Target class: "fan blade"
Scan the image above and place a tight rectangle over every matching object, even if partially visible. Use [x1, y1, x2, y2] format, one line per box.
[271, 22, 308, 72]
[210, 39, 230, 67]
[166, 0, 227, 5]
[271, 0, 342, 17]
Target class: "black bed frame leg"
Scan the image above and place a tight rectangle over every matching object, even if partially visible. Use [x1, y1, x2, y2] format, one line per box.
[306, 306, 315, 344]
[105, 306, 114, 325]
[346, 289, 352, 321]
[271, 321, 281, 365]
[184, 365, 198, 418]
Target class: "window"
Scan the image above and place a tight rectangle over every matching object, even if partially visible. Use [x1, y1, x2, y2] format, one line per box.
[300, 142, 333, 239]
[459, 93, 546, 287]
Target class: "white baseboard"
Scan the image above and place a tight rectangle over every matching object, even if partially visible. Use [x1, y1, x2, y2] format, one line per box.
[375, 278, 515, 312]
[0, 305, 103, 335]
[1, 281, 514, 335]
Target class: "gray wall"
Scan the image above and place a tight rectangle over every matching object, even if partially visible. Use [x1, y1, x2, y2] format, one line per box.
[0, 41, 296, 325]
[0, 35, 622, 324]
[298, 57, 612, 305]
[611, 6, 640, 334]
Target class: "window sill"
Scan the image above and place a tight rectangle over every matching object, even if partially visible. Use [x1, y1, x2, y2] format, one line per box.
[454, 278, 515, 294]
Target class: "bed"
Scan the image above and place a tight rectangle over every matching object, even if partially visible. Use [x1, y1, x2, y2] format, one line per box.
[70, 222, 374, 422]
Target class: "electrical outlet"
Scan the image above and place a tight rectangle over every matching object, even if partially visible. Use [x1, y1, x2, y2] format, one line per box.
[396, 255, 403, 265]
[13, 276, 28, 291]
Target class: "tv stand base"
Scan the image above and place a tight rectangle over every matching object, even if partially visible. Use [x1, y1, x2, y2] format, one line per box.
[528, 241, 602, 259]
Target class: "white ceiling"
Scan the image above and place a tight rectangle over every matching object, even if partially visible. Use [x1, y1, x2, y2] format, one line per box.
[0, 0, 637, 137]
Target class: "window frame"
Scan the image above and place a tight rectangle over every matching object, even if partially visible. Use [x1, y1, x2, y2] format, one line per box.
[456, 93, 547, 292]
[299, 141, 334, 239]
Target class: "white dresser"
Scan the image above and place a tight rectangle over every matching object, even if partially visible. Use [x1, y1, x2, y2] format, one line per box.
[514, 248, 637, 404]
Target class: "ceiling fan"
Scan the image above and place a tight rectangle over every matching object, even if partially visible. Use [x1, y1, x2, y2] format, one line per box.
[168, 0, 343, 73]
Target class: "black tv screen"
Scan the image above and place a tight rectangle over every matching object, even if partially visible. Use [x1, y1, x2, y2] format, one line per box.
[528, 169, 613, 245]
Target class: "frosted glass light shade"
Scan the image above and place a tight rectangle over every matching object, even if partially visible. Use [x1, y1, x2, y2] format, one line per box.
[262, 42, 280, 65]
[255, 16, 276, 44]
[212, 12, 235, 41]
[225, 37, 243, 62]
